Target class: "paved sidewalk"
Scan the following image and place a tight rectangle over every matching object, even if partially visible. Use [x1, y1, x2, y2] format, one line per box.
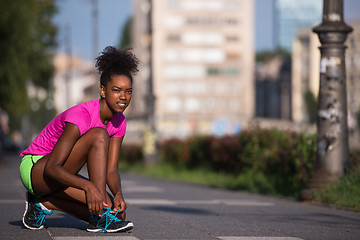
[1, 151, 360, 240]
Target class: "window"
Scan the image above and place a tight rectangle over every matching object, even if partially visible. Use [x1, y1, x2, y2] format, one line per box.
[164, 65, 206, 78]
[207, 67, 239, 76]
[168, 34, 181, 42]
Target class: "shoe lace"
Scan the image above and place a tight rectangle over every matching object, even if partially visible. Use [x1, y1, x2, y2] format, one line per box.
[98, 207, 122, 233]
[33, 204, 51, 227]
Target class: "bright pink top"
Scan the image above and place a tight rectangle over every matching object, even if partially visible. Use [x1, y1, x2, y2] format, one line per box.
[20, 99, 126, 156]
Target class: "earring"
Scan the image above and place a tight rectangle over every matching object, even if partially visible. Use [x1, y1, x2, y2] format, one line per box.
[101, 95, 105, 99]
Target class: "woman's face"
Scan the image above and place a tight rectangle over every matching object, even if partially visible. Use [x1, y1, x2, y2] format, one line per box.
[101, 75, 133, 113]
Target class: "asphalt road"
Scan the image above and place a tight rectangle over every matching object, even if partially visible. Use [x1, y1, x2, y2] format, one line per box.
[1, 151, 359, 240]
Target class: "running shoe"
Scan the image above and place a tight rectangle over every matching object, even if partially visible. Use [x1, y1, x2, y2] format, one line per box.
[86, 207, 134, 233]
[22, 192, 53, 230]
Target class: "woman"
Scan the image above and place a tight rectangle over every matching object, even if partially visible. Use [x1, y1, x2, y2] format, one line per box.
[19, 46, 138, 233]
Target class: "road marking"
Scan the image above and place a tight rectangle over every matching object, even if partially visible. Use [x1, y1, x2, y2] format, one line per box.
[221, 200, 274, 206]
[177, 200, 222, 205]
[54, 237, 140, 240]
[219, 237, 303, 240]
[127, 199, 176, 205]
[127, 199, 274, 207]
[123, 186, 164, 193]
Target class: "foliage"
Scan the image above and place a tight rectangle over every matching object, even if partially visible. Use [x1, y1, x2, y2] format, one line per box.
[357, 109, 360, 131]
[119, 143, 143, 164]
[304, 90, 317, 124]
[119, 16, 133, 48]
[256, 47, 291, 63]
[0, 0, 58, 115]
[157, 129, 317, 198]
[314, 167, 360, 211]
[121, 130, 360, 208]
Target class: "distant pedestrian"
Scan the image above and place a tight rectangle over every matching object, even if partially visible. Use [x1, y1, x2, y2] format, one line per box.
[19, 46, 139, 233]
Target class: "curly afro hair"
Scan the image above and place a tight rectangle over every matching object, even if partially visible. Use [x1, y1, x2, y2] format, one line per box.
[95, 46, 139, 86]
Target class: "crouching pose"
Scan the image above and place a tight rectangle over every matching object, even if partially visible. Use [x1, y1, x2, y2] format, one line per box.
[19, 46, 139, 233]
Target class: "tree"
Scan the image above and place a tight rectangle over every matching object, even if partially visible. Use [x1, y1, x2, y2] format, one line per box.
[256, 47, 291, 63]
[304, 90, 317, 124]
[119, 16, 132, 48]
[0, 0, 58, 115]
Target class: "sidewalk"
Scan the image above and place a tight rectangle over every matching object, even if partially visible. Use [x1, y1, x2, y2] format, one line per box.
[2, 151, 360, 240]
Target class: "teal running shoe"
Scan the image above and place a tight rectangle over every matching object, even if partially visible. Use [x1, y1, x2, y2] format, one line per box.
[86, 207, 134, 233]
[22, 192, 53, 230]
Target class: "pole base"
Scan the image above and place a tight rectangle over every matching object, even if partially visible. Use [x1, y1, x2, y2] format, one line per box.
[300, 169, 340, 201]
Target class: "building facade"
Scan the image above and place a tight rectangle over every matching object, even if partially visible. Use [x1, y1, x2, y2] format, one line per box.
[52, 53, 98, 114]
[275, 0, 322, 51]
[291, 28, 321, 124]
[147, 0, 255, 139]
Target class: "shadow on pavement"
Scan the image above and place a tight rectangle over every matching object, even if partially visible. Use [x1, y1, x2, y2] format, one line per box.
[9, 213, 87, 230]
[142, 205, 212, 215]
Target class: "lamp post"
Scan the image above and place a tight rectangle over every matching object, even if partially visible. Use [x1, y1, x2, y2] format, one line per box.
[301, 0, 353, 200]
[143, 0, 157, 166]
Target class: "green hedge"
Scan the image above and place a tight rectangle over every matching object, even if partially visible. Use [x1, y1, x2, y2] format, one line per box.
[158, 129, 317, 197]
[120, 129, 360, 201]
[119, 143, 143, 164]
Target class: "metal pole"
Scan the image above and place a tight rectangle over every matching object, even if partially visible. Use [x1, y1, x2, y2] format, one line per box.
[301, 0, 353, 200]
[92, 0, 99, 60]
[64, 23, 72, 109]
[143, 0, 157, 166]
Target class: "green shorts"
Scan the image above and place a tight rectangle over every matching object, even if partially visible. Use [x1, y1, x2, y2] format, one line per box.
[19, 155, 44, 196]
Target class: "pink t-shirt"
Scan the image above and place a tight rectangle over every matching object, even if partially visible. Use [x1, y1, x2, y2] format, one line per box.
[20, 99, 126, 156]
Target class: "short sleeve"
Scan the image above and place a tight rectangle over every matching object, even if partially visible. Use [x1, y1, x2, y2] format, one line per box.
[112, 115, 127, 138]
[63, 106, 91, 135]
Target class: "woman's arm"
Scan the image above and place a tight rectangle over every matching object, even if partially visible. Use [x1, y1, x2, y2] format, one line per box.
[106, 136, 127, 214]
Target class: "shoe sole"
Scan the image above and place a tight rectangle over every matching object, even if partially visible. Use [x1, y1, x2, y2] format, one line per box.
[22, 200, 44, 230]
[86, 222, 134, 233]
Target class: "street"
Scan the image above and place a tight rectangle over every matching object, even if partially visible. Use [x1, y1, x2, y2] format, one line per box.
[1, 152, 359, 240]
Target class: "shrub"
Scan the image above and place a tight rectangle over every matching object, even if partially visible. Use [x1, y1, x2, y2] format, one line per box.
[119, 143, 143, 163]
[158, 129, 317, 197]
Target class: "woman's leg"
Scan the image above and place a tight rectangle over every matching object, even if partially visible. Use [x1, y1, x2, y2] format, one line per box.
[31, 127, 113, 220]
[40, 185, 114, 221]
[40, 188, 90, 221]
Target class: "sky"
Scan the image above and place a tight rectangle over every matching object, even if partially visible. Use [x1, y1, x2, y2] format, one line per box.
[54, 0, 132, 61]
[54, 0, 360, 62]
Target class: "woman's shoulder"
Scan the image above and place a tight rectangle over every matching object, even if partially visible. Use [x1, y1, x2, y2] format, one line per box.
[67, 99, 98, 112]
[79, 99, 99, 109]
[62, 100, 98, 119]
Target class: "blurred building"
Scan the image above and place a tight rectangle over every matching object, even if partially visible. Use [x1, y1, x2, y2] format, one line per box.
[275, 0, 322, 51]
[255, 56, 291, 120]
[291, 28, 320, 124]
[52, 53, 98, 114]
[347, 21, 360, 128]
[292, 21, 360, 131]
[132, 0, 255, 140]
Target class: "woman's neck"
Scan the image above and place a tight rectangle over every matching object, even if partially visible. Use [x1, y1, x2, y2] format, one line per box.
[99, 99, 114, 125]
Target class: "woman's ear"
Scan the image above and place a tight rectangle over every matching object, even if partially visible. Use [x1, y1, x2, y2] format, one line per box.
[100, 85, 106, 99]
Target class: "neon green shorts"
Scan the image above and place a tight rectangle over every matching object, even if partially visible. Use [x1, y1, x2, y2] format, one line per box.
[19, 155, 44, 196]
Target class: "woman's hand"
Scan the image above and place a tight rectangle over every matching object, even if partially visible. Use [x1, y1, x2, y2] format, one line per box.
[84, 182, 104, 216]
[113, 192, 127, 220]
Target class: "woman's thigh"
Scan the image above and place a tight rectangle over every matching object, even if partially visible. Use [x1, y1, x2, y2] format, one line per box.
[31, 128, 109, 196]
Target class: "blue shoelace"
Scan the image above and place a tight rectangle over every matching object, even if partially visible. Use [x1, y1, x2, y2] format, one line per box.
[97, 207, 122, 233]
[33, 203, 53, 227]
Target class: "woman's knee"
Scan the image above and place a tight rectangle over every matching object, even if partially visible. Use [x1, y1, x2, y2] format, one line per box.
[85, 128, 110, 149]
